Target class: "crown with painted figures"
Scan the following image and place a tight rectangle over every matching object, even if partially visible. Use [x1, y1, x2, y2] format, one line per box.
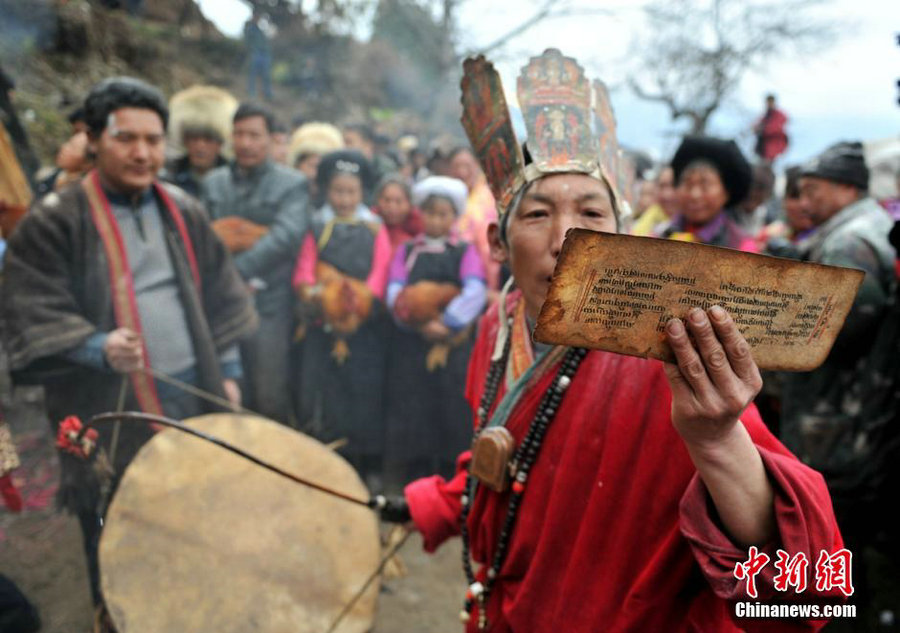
[459, 48, 624, 216]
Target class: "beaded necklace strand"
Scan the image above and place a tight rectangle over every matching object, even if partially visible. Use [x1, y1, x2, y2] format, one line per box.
[460, 321, 588, 630]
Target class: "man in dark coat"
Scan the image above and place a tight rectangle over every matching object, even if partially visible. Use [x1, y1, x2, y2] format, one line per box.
[781, 141, 898, 630]
[0, 77, 258, 604]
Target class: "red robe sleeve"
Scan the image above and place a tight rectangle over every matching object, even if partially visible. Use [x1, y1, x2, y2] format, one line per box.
[679, 407, 845, 630]
[405, 451, 471, 553]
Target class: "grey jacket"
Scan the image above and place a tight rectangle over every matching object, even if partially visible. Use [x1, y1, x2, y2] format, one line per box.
[202, 160, 309, 313]
[780, 197, 896, 491]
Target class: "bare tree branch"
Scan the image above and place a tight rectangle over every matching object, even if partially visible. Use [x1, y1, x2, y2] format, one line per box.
[628, 78, 688, 121]
[468, 0, 611, 57]
[628, 0, 841, 134]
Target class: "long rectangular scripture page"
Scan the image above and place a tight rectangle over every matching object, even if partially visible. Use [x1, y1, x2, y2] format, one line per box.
[533, 230, 864, 371]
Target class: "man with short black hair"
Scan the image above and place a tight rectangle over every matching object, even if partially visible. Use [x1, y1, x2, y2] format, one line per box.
[203, 102, 309, 424]
[67, 106, 87, 134]
[342, 122, 376, 159]
[1, 76, 257, 603]
[35, 105, 93, 197]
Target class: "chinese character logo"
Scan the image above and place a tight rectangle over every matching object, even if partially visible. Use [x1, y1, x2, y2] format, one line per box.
[773, 550, 809, 593]
[734, 548, 854, 598]
[734, 545, 770, 599]
[815, 549, 854, 597]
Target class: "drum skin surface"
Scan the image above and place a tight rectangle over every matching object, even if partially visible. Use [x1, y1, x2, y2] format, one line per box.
[100, 414, 379, 633]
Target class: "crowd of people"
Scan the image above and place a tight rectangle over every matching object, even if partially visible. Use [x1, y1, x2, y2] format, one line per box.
[0, 48, 899, 632]
[622, 129, 900, 633]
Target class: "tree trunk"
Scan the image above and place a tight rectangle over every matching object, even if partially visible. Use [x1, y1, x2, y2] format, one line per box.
[690, 112, 708, 135]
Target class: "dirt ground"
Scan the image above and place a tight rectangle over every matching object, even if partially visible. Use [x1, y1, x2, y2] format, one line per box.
[1, 384, 465, 633]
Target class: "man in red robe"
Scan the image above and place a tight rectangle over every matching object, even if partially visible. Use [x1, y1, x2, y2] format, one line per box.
[372, 55, 851, 623]
[376, 51, 844, 632]
[388, 165, 845, 632]
[754, 94, 789, 164]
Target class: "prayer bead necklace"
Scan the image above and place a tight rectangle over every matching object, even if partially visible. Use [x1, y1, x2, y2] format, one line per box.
[460, 323, 588, 630]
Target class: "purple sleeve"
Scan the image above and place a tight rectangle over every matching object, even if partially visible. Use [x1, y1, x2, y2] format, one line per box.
[443, 278, 487, 330]
[386, 281, 403, 311]
[385, 243, 409, 311]
[388, 242, 410, 285]
[443, 244, 488, 330]
[459, 242, 486, 282]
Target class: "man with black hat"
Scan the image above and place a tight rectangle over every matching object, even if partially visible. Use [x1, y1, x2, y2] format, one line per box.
[202, 102, 310, 425]
[1, 76, 258, 604]
[781, 140, 897, 631]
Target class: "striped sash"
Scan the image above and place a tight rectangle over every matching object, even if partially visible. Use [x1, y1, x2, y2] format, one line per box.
[81, 170, 201, 414]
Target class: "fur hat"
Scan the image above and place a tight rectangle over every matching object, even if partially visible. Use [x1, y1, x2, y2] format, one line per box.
[168, 85, 237, 150]
[289, 122, 344, 167]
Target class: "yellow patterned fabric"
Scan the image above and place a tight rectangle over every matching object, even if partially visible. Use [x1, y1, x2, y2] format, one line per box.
[0, 421, 20, 475]
[631, 204, 669, 237]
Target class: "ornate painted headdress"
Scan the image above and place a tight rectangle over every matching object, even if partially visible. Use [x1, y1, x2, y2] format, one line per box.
[460, 48, 624, 216]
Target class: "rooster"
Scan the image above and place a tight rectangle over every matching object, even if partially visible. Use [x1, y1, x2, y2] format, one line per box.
[318, 262, 374, 335]
[211, 216, 269, 253]
[394, 281, 466, 371]
[296, 262, 374, 364]
[394, 281, 460, 327]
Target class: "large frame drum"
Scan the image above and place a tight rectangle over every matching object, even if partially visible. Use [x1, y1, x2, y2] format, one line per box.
[99, 414, 380, 633]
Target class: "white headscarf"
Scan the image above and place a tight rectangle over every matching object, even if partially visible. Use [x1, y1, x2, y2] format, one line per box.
[411, 176, 469, 215]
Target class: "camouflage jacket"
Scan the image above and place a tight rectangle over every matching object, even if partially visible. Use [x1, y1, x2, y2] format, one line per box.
[780, 196, 897, 498]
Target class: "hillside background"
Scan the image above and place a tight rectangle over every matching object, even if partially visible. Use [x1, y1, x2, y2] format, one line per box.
[0, 0, 463, 164]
